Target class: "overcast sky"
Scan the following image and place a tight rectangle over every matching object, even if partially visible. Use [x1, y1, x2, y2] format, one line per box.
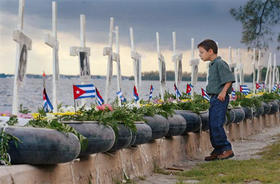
[0, 0, 279, 75]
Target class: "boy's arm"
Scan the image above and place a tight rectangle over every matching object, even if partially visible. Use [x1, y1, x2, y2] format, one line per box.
[218, 82, 232, 101]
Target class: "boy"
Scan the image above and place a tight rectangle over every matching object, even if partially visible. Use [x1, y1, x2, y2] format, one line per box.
[197, 39, 235, 161]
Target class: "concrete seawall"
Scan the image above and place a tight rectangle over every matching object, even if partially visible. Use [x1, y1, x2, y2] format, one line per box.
[0, 113, 279, 184]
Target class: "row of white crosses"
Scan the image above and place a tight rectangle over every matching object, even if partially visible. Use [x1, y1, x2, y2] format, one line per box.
[264, 53, 279, 93]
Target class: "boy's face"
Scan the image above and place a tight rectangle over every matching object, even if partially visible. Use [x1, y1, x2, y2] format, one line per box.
[198, 46, 213, 61]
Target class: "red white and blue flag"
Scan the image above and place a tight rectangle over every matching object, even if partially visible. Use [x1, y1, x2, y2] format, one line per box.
[231, 87, 236, 100]
[201, 88, 210, 101]
[116, 90, 126, 103]
[272, 84, 278, 92]
[149, 85, 154, 100]
[133, 86, 139, 102]
[43, 88, 53, 112]
[95, 88, 104, 105]
[73, 84, 96, 99]
[256, 83, 262, 90]
[174, 83, 181, 97]
[240, 85, 250, 95]
[186, 83, 193, 95]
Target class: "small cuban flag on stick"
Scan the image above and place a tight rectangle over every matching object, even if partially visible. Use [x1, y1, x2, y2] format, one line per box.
[256, 83, 262, 91]
[186, 83, 193, 95]
[272, 84, 278, 92]
[231, 87, 236, 100]
[43, 88, 54, 112]
[149, 85, 154, 101]
[116, 90, 126, 104]
[73, 84, 96, 111]
[201, 88, 210, 101]
[174, 83, 181, 98]
[133, 86, 139, 102]
[96, 88, 104, 106]
[240, 85, 250, 95]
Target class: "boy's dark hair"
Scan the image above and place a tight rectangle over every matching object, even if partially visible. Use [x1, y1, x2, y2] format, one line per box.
[197, 39, 218, 54]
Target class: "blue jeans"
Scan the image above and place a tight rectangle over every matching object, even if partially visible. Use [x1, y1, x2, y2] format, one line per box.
[209, 95, 232, 154]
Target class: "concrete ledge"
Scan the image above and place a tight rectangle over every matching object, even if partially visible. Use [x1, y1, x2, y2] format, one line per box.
[1, 112, 280, 184]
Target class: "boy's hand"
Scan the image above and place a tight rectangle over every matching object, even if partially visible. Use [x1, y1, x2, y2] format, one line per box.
[218, 91, 226, 101]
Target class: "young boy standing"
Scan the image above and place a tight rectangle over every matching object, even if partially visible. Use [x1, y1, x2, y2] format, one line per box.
[197, 39, 235, 161]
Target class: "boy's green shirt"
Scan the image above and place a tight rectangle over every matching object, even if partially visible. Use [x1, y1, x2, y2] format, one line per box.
[206, 56, 235, 95]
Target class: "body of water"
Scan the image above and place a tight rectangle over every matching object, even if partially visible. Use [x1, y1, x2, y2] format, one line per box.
[0, 77, 253, 113]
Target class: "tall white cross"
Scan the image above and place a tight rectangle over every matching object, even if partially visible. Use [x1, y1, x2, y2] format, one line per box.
[70, 15, 91, 105]
[12, 0, 32, 115]
[237, 49, 244, 85]
[156, 32, 166, 101]
[103, 17, 114, 104]
[252, 48, 256, 93]
[256, 50, 263, 84]
[265, 53, 272, 92]
[112, 25, 123, 106]
[228, 47, 238, 91]
[172, 32, 183, 99]
[129, 27, 142, 103]
[189, 38, 199, 98]
[272, 53, 277, 86]
[44, 1, 59, 112]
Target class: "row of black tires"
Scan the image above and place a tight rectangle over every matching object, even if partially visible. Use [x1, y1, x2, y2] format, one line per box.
[3, 100, 280, 165]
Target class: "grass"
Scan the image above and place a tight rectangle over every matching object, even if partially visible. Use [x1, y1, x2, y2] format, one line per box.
[174, 135, 280, 184]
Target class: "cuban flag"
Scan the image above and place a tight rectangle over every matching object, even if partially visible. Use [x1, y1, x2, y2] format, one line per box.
[149, 85, 154, 100]
[174, 83, 181, 97]
[256, 83, 262, 90]
[231, 87, 236, 100]
[95, 88, 104, 105]
[43, 88, 53, 112]
[133, 86, 139, 102]
[186, 83, 193, 95]
[240, 85, 250, 95]
[261, 82, 266, 89]
[116, 90, 126, 103]
[272, 84, 278, 92]
[201, 88, 210, 101]
[73, 84, 96, 99]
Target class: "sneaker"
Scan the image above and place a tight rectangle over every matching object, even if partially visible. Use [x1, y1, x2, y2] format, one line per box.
[217, 150, 234, 160]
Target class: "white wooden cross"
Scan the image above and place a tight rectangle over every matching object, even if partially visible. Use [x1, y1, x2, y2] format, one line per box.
[129, 27, 142, 103]
[265, 53, 272, 92]
[237, 49, 244, 85]
[103, 17, 114, 104]
[156, 32, 166, 101]
[273, 54, 279, 85]
[70, 15, 91, 106]
[256, 50, 263, 84]
[272, 53, 277, 86]
[112, 25, 123, 106]
[228, 47, 238, 91]
[172, 32, 183, 99]
[252, 48, 256, 93]
[44, 1, 59, 112]
[12, 0, 32, 115]
[189, 38, 200, 98]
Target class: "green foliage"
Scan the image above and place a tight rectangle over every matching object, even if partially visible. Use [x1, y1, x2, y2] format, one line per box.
[259, 92, 280, 102]
[177, 95, 210, 113]
[19, 104, 31, 114]
[6, 116, 18, 126]
[26, 115, 88, 152]
[230, 0, 280, 50]
[0, 128, 21, 165]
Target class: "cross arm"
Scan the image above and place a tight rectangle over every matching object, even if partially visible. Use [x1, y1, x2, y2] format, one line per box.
[13, 30, 32, 50]
[44, 34, 59, 49]
[70, 47, 90, 56]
